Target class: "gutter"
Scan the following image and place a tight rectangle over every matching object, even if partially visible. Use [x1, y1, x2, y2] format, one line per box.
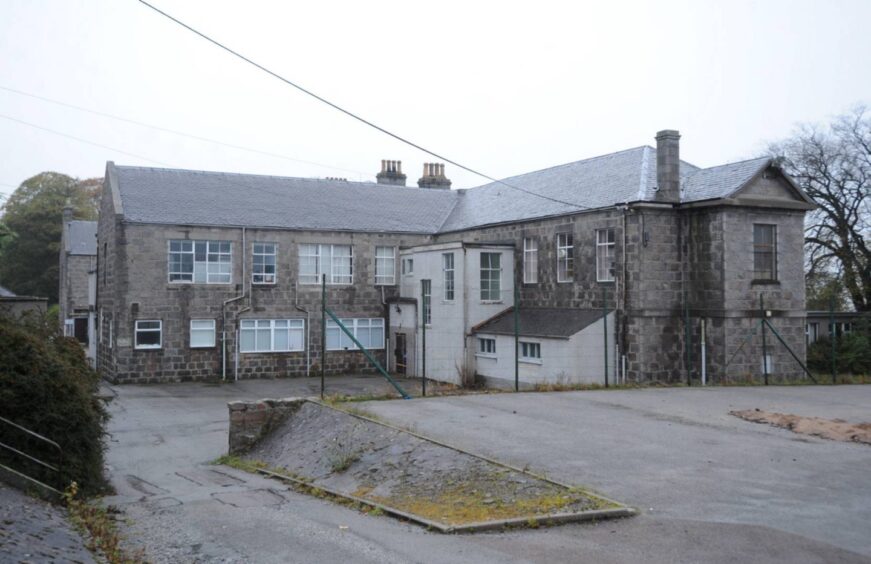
[222, 227, 247, 382]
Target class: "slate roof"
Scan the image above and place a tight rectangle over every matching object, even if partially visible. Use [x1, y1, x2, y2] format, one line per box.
[440, 146, 700, 232]
[66, 220, 97, 255]
[115, 167, 457, 234]
[109, 145, 791, 234]
[681, 157, 771, 202]
[474, 307, 610, 339]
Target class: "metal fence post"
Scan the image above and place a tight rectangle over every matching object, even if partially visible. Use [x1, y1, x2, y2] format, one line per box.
[760, 293, 769, 386]
[321, 273, 326, 399]
[514, 284, 519, 392]
[603, 284, 609, 388]
[830, 294, 837, 384]
[421, 279, 427, 397]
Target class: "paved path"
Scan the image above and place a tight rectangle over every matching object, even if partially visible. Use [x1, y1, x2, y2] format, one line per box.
[104, 378, 871, 563]
[0, 482, 95, 563]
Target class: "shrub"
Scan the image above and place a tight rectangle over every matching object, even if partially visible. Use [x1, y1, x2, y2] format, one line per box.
[0, 313, 109, 496]
[807, 320, 871, 376]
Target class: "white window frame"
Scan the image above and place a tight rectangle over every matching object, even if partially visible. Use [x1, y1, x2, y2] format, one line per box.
[375, 246, 396, 285]
[523, 237, 538, 284]
[252, 242, 277, 285]
[557, 233, 574, 283]
[442, 253, 455, 301]
[477, 337, 496, 357]
[190, 319, 216, 348]
[326, 318, 385, 351]
[298, 244, 353, 285]
[480, 252, 502, 302]
[239, 319, 305, 353]
[168, 240, 232, 284]
[422, 279, 432, 325]
[520, 341, 542, 363]
[753, 224, 777, 281]
[134, 320, 162, 350]
[596, 228, 616, 282]
[402, 257, 414, 276]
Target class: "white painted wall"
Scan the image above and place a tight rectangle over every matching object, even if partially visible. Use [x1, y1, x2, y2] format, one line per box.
[397, 243, 515, 385]
[474, 312, 615, 387]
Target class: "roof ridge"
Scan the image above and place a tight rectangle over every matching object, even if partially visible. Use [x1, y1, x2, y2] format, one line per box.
[692, 155, 771, 173]
[465, 145, 651, 190]
[113, 164, 380, 187]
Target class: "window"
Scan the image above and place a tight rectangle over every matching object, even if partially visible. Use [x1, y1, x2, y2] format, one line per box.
[557, 233, 574, 283]
[190, 319, 216, 348]
[442, 253, 455, 301]
[168, 240, 232, 284]
[240, 319, 304, 353]
[299, 244, 353, 285]
[375, 246, 396, 285]
[596, 228, 616, 282]
[753, 224, 777, 281]
[402, 257, 414, 275]
[422, 279, 432, 325]
[478, 337, 496, 356]
[520, 341, 541, 361]
[480, 252, 501, 301]
[252, 243, 277, 284]
[134, 320, 162, 349]
[806, 322, 819, 344]
[523, 238, 538, 283]
[326, 318, 385, 350]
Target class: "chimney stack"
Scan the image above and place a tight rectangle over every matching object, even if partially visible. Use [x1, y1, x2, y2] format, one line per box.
[62, 202, 73, 223]
[418, 163, 451, 190]
[376, 160, 406, 186]
[655, 130, 681, 202]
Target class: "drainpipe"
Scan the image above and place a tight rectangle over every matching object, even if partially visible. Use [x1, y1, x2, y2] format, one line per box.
[700, 317, 707, 386]
[222, 227, 247, 381]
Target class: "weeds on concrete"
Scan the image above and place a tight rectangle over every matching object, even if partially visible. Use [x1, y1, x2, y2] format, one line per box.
[63, 482, 145, 564]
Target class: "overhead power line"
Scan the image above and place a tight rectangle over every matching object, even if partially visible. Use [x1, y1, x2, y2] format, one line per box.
[137, 0, 591, 210]
[0, 85, 366, 178]
[0, 113, 171, 166]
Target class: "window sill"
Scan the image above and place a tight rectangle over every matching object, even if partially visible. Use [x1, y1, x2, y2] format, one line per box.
[751, 279, 780, 286]
[597, 280, 616, 285]
[520, 358, 542, 365]
[134, 346, 162, 351]
[475, 353, 497, 359]
[481, 300, 503, 305]
[240, 350, 304, 354]
[252, 282, 277, 287]
[190, 345, 216, 349]
[327, 347, 385, 352]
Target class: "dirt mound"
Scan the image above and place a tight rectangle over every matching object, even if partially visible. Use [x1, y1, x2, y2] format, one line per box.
[243, 402, 624, 529]
[731, 409, 871, 445]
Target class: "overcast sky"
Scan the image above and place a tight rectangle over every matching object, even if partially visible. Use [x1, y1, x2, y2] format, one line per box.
[1, 0, 870, 202]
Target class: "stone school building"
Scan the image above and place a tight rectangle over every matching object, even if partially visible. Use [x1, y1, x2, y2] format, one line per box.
[94, 130, 815, 386]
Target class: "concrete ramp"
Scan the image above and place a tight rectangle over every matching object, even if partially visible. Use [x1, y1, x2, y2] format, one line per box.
[227, 398, 634, 532]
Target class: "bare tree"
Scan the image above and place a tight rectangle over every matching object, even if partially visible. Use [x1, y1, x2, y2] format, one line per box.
[770, 107, 870, 312]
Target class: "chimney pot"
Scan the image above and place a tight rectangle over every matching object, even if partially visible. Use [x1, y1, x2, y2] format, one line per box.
[418, 162, 452, 190]
[376, 158, 407, 186]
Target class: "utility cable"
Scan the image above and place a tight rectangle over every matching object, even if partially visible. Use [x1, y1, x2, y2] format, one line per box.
[137, 0, 591, 209]
[0, 113, 171, 166]
[0, 85, 366, 178]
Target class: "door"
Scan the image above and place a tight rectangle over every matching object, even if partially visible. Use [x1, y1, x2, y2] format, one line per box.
[394, 333, 407, 375]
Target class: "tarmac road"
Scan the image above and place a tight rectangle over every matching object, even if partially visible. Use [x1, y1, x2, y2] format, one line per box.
[104, 378, 871, 563]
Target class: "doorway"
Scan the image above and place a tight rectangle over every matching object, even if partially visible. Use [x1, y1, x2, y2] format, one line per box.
[394, 333, 407, 374]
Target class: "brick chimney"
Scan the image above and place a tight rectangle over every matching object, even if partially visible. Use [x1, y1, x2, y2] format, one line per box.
[418, 163, 451, 190]
[655, 130, 681, 202]
[376, 160, 406, 186]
